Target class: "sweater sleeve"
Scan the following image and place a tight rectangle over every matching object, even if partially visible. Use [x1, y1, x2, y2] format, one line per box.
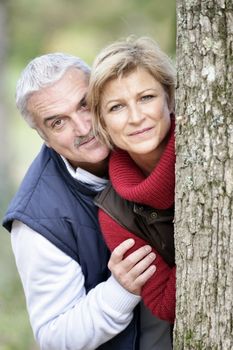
[11, 220, 141, 350]
[99, 209, 176, 323]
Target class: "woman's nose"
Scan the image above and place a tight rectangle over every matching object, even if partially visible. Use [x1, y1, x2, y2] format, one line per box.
[128, 105, 143, 123]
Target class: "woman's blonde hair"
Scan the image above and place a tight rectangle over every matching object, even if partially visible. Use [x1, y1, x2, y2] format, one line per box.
[88, 36, 176, 148]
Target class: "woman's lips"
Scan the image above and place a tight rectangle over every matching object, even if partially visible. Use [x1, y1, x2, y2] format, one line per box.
[129, 127, 153, 136]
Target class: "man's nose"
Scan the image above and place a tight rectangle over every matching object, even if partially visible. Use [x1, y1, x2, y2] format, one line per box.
[72, 113, 91, 135]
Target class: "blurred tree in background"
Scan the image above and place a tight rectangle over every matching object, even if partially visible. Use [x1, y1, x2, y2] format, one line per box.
[0, 1, 176, 349]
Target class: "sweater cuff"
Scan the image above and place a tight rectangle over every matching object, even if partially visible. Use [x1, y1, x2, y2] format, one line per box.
[102, 275, 141, 314]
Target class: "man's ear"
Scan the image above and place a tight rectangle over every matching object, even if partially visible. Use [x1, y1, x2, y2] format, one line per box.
[36, 129, 50, 147]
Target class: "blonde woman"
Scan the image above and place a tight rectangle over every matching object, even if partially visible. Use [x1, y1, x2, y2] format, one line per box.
[88, 37, 176, 347]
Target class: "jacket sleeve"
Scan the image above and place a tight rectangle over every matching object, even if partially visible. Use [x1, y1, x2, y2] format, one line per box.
[99, 209, 176, 323]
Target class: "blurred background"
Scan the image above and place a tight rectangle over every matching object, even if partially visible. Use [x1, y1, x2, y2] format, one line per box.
[0, 0, 176, 348]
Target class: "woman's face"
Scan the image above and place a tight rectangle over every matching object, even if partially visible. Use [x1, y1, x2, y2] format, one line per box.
[101, 67, 171, 161]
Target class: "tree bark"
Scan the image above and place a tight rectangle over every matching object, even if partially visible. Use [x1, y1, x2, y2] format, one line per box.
[174, 0, 233, 349]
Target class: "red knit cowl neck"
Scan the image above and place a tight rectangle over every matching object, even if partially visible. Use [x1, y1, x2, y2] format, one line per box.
[109, 118, 175, 209]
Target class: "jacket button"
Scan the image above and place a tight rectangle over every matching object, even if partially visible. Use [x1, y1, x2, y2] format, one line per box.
[150, 211, 157, 218]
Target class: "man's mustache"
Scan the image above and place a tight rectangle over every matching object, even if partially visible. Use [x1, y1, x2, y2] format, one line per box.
[74, 131, 95, 147]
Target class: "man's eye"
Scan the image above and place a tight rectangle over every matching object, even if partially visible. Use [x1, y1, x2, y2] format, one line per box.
[80, 99, 89, 111]
[77, 96, 89, 111]
[110, 104, 123, 112]
[52, 119, 63, 129]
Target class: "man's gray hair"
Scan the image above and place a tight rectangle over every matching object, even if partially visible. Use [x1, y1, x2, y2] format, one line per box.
[16, 53, 91, 128]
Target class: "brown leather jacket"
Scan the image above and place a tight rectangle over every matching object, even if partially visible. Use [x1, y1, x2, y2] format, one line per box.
[95, 182, 175, 267]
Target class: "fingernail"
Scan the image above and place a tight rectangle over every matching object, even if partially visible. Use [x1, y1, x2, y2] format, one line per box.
[145, 245, 152, 252]
[149, 252, 156, 260]
[127, 239, 135, 246]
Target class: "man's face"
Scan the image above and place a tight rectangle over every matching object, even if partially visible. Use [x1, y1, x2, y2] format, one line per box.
[27, 68, 109, 173]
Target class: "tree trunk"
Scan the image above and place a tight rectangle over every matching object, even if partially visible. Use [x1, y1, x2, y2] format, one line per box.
[174, 0, 233, 349]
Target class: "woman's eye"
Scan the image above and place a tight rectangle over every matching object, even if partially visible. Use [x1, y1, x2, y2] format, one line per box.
[110, 104, 123, 112]
[141, 95, 154, 102]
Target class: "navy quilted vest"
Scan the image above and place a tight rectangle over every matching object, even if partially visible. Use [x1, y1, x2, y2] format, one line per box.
[3, 144, 139, 350]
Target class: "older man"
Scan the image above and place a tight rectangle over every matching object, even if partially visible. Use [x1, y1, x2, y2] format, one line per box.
[2, 53, 156, 350]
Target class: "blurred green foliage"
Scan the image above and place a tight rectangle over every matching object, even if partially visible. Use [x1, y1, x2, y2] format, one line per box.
[8, 0, 176, 66]
[0, 229, 38, 350]
[0, 0, 176, 348]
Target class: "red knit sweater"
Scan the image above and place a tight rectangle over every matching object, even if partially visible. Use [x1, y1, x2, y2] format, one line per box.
[99, 119, 176, 323]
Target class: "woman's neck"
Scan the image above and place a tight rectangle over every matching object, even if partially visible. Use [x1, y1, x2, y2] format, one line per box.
[128, 133, 170, 176]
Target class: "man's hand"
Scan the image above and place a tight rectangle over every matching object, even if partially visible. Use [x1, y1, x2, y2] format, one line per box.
[108, 239, 156, 295]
